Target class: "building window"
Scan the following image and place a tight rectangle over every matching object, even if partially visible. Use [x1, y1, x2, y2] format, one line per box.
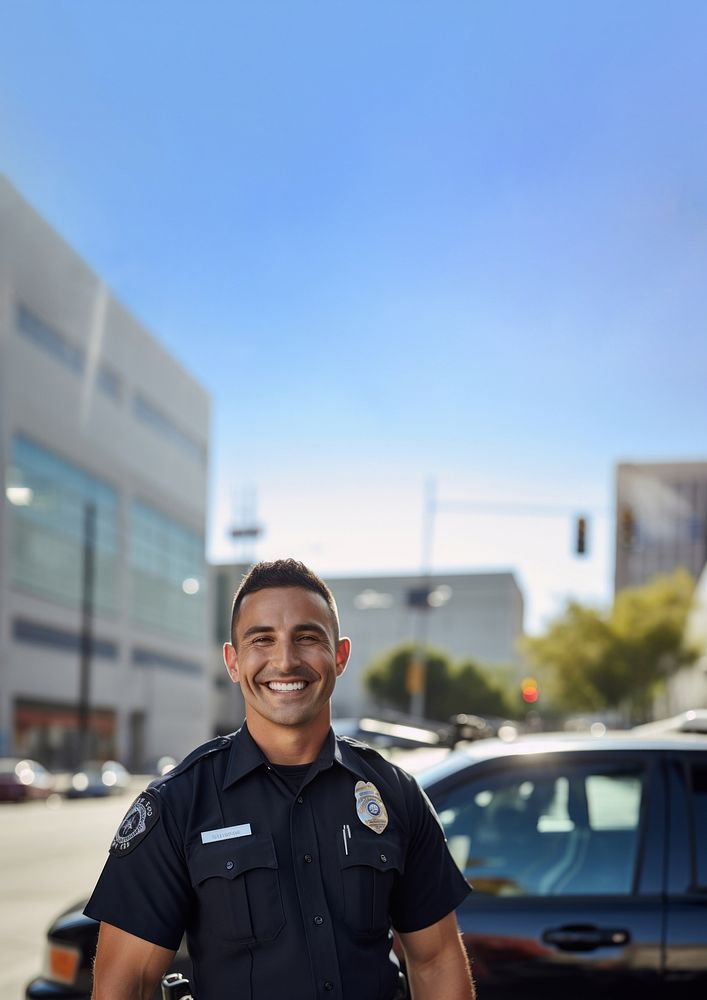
[15, 303, 123, 402]
[130, 500, 206, 641]
[13, 617, 118, 659]
[133, 392, 206, 464]
[131, 647, 203, 676]
[96, 364, 122, 401]
[6, 435, 119, 614]
[14, 698, 116, 770]
[16, 303, 84, 374]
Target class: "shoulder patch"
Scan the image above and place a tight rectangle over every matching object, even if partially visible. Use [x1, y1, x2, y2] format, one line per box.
[110, 791, 160, 856]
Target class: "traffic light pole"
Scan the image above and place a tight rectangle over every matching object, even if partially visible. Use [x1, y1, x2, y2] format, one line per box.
[408, 479, 436, 719]
[76, 501, 96, 768]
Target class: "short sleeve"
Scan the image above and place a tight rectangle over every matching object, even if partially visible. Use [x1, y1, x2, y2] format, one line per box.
[84, 787, 191, 950]
[389, 772, 471, 933]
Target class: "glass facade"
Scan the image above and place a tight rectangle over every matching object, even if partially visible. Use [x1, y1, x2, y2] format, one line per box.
[6, 439, 206, 642]
[130, 499, 206, 641]
[6, 435, 119, 614]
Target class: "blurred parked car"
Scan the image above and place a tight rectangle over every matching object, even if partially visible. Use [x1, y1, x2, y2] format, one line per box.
[333, 714, 451, 748]
[632, 708, 707, 736]
[332, 715, 454, 772]
[26, 732, 707, 998]
[25, 899, 190, 1000]
[65, 760, 130, 799]
[0, 757, 55, 802]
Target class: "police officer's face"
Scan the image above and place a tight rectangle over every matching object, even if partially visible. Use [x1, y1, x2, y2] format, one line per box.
[224, 587, 350, 734]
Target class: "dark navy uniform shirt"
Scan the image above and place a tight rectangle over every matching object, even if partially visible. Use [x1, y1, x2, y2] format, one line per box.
[85, 725, 470, 1000]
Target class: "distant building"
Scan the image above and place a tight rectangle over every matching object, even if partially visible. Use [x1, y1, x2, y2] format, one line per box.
[657, 562, 707, 716]
[614, 461, 707, 593]
[0, 177, 211, 768]
[210, 564, 524, 725]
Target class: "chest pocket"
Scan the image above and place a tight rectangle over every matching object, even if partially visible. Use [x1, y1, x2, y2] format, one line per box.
[339, 836, 403, 937]
[187, 834, 285, 947]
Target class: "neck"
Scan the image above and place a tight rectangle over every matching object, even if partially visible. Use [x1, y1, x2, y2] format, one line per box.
[246, 713, 330, 764]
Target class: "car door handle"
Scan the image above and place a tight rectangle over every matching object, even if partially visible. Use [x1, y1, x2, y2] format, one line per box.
[542, 924, 630, 952]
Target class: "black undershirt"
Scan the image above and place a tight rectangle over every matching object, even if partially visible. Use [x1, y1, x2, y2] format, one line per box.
[269, 762, 313, 795]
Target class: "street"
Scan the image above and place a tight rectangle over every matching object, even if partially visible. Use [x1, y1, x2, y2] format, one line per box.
[0, 785, 143, 1000]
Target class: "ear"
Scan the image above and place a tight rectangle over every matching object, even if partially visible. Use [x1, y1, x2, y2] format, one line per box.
[335, 636, 351, 678]
[223, 642, 240, 684]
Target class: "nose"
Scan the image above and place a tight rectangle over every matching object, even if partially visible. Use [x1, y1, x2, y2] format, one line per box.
[272, 639, 300, 672]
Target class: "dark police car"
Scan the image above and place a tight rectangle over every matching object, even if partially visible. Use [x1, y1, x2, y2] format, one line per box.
[26, 732, 707, 999]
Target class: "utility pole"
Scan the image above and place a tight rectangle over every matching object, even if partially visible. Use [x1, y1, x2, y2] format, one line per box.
[408, 479, 437, 718]
[76, 501, 96, 768]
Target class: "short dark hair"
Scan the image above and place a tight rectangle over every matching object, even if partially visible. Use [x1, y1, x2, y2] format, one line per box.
[230, 558, 340, 645]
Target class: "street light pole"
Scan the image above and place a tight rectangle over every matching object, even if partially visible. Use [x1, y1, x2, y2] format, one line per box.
[76, 500, 96, 768]
[408, 479, 437, 719]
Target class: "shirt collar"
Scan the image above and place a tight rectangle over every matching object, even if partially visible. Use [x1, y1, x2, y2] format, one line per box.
[222, 724, 269, 788]
[223, 723, 370, 789]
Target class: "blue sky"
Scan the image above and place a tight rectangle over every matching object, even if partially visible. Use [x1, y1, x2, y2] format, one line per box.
[3, 1, 707, 633]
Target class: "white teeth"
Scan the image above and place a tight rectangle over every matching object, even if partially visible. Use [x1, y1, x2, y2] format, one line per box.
[267, 681, 307, 692]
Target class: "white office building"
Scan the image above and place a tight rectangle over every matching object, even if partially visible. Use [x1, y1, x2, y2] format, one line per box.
[614, 460, 707, 593]
[0, 176, 211, 768]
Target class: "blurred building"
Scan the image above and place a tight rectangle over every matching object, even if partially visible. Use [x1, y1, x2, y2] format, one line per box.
[0, 176, 211, 768]
[210, 564, 524, 726]
[661, 561, 707, 715]
[614, 461, 707, 593]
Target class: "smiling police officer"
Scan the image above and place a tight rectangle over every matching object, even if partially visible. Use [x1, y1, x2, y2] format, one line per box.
[86, 559, 475, 1000]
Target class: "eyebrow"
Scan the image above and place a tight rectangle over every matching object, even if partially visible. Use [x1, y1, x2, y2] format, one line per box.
[240, 622, 330, 640]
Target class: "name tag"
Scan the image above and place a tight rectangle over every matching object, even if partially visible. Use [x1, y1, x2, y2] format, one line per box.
[201, 823, 252, 844]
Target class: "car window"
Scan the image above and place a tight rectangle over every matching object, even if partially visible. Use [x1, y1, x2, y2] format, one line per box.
[690, 763, 707, 888]
[434, 761, 645, 897]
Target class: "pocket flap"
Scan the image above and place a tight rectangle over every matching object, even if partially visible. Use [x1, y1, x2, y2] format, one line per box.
[340, 836, 403, 873]
[188, 833, 278, 886]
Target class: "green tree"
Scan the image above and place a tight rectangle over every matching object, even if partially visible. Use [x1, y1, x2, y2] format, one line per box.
[363, 642, 516, 721]
[523, 569, 698, 720]
[454, 659, 516, 719]
[363, 643, 454, 719]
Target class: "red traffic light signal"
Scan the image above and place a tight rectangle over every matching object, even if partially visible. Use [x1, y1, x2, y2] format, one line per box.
[521, 677, 539, 703]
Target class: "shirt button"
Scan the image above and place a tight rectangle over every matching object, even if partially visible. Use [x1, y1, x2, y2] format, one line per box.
[313, 915, 324, 925]
[324, 982, 334, 991]
[225, 861, 235, 870]
[297, 795, 304, 803]
[380, 854, 387, 863]
[304, 854, 313, 863]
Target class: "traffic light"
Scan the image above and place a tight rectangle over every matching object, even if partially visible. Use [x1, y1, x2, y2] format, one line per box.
[406, 588, 431, 609]
[575, 516, 588, 555]
[521, 676, 539, 703]
[619, 506, 635, 549]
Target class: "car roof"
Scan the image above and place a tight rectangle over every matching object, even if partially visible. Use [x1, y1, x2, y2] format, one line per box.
[416, 729, 707, 785]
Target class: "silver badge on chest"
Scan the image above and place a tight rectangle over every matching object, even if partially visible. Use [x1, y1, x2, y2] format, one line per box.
[354, 780, 388, 834]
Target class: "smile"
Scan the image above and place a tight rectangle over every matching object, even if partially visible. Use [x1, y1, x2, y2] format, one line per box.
[266, 681, 308, 692]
